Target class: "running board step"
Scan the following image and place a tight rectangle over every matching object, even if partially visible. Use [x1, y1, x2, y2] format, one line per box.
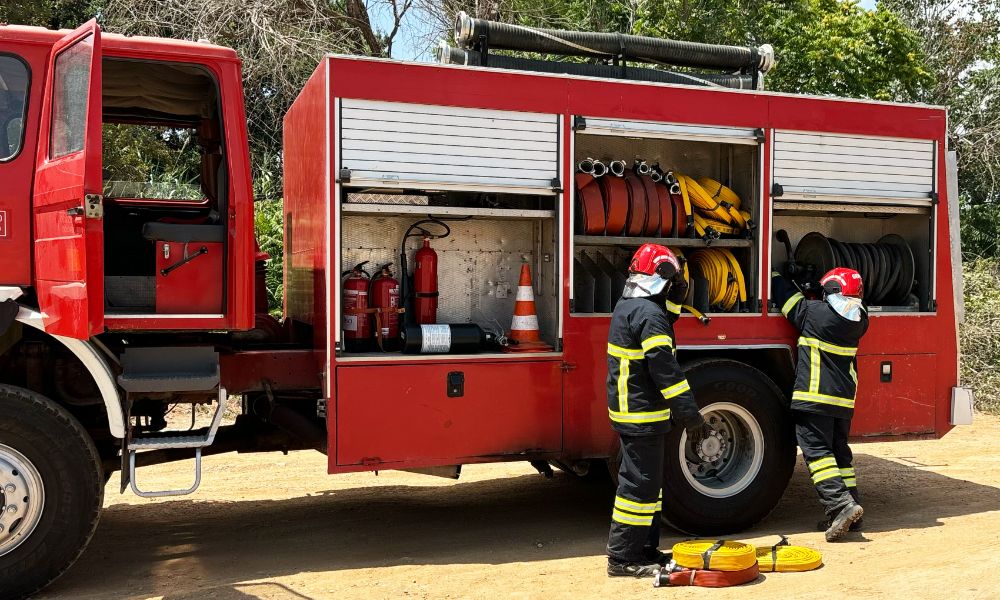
[118, 346, 220, 393]
[128, 387, 227, 498]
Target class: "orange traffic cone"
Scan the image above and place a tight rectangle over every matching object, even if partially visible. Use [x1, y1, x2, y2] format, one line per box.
[506, 261, 553, 353]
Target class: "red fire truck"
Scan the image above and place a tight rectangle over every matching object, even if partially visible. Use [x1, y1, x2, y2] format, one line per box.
[0, 18, 972, 598]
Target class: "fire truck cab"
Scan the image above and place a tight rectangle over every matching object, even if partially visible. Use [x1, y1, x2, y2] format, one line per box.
[0, 19, 972, 599]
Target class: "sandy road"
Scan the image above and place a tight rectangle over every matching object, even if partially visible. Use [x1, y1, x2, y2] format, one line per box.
[37, 415, 1000, 600]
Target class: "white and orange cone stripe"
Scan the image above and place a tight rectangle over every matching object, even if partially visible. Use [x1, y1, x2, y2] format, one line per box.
[506, 262, 552, 352]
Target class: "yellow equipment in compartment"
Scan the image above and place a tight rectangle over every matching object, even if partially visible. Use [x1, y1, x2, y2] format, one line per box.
[687, 248, 747, 311]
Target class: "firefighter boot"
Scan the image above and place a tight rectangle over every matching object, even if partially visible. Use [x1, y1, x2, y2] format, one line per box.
[641, 548, 672, 566]
[607, 559, 662, 578]
[825, 502, 864, 542]
[816, 517, 864, 532]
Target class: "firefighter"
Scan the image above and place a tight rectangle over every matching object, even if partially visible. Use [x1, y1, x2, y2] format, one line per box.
[606, 244, 711, 577]
[772, 267, 869, 542]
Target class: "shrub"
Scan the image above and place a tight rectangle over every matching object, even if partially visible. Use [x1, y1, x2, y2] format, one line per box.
[960, 258, 1000, 413]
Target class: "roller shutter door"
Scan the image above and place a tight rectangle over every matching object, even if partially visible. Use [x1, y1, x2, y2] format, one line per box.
[772, 130, 935, 205]
[340, 99, 560, 195]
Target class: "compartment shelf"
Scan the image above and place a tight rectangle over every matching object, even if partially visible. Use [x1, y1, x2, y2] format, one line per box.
[342, 203, 555, 220]
[575, 235, 752, 248]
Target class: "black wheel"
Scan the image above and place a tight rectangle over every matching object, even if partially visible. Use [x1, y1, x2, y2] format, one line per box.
[661, 359, 795, 535]
[0, 385, 104, 600]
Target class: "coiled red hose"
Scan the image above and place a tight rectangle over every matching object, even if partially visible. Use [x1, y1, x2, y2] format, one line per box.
[654, 562, 760, 588]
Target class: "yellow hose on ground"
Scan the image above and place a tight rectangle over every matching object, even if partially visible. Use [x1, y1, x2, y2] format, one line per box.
[687, 248, 747, 310]
[755, 544, 823, 572]
[673, 540, 758, 572]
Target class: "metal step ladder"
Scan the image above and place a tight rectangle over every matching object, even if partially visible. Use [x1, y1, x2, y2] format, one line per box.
[119, 346, 226, 498]
[128, 386, 227, 498]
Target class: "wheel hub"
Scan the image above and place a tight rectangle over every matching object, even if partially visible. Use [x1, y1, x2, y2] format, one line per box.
[696, 431, 727, 462]
[0, 443, 45, 557]
[679, 402, 765, 499]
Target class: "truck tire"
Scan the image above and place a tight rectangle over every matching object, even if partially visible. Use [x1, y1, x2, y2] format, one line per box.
[661, 359, 795, 535]
[0, 385, 104, 600]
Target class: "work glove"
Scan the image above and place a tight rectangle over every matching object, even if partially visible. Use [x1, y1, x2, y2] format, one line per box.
[667, 279, 689, 305]
[686, 420, 715, 442]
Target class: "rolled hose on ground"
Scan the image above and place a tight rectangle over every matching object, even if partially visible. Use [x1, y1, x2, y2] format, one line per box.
[755, 536, 823, 572]
[687, 249, 747, 311]
[437, 44, 756, 89]
[654, 561, 760, 587]
[454, 12, 773, 73]
[672, 539, 758, 571]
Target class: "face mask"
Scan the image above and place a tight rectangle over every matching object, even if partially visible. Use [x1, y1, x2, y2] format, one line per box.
[622, 273, 669, 298]
[826, 293, 863, 321]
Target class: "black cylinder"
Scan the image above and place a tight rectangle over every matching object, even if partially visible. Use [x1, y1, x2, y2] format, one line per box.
[454, 12, 770, 73]
[402, 324, 498, 354]
[439, 46, 755, 89]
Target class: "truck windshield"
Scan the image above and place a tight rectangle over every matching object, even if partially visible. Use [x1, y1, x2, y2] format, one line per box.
[102, 122, 204, 201]
[0, 55, 29, 161]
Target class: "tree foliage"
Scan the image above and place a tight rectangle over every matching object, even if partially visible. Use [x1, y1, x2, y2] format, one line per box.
[881, 0, 1000, 258]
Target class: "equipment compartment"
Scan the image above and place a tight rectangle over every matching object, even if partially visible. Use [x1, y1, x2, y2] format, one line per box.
[571, 120, 761, 315]
[337, 196, 559, 357]
[771, 210, 933, 312]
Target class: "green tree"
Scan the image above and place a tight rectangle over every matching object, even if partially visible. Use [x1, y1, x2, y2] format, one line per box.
[881, 0, 1000, 257]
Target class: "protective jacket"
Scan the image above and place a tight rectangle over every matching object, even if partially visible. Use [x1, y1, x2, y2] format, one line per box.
[606, 298, 703, 435]
[773, 277, 869, 419]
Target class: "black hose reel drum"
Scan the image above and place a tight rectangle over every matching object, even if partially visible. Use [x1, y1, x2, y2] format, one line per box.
[793, 232, 916, 307]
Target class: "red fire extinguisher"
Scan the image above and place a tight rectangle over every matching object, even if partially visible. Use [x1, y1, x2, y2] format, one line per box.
[414, 238, 438, 324]
[342, 261, 371, 351]
[370, 263, 401, 351]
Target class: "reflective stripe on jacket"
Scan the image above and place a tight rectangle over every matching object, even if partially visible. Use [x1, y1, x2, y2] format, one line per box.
[780, 291, 869, 419]
[606, 297, 702, 435]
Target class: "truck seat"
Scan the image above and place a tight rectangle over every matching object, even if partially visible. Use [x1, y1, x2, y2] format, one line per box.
[142, 222, 225, 243]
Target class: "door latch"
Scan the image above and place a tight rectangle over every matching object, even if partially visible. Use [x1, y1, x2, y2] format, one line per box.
[447, 371, 464, 398]
[85, 194, 104, 219]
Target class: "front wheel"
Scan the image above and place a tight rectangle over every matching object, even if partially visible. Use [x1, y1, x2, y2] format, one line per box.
[0, 385, 104, 600]
[661, 359, 796, 535]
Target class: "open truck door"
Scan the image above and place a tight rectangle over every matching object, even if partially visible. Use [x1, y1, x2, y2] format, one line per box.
[32, 20, 104, 339]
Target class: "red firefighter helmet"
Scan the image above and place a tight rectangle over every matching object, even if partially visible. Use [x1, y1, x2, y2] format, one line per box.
[629, 243, 680, 279]
[820, 267, 864, 298]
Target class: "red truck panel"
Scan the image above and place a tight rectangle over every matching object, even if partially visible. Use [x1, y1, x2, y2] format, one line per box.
[335, 360, 563, 465]
[154, 241, 223, 313]
[282, 63, 329, 387]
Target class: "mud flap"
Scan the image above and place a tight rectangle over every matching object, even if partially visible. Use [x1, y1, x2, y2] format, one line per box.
[0, 299, 18, 337]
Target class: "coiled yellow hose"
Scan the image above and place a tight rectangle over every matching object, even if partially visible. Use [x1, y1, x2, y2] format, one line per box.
[677, 175, 733, 224]
[697, 177, 748, 228]
[755, 544, 823, 572]
[673, 540, 758, 572]
[687, 248, 747, 310]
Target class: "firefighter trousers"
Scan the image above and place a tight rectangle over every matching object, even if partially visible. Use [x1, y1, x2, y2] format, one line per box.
[795, 410, 860, 516]
[607, 434, 665, 564]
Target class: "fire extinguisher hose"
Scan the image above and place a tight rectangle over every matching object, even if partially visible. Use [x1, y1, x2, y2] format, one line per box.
[654, 561, 760, 587]
[672, 539, 758, 572]
[755, 536, 823, 572]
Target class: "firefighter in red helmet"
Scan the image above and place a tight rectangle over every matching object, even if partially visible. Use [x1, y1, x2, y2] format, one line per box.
[605, 244, 710, 577]
[772, 267, 869, 541]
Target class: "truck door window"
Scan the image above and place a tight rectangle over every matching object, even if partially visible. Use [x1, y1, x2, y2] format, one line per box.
[102, 123, 204, 201]
[50, 33, 94, 159]
[0, 55, 30, 161]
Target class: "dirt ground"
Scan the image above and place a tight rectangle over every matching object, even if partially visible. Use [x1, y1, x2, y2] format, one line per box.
[37, 415, 1000, 600]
